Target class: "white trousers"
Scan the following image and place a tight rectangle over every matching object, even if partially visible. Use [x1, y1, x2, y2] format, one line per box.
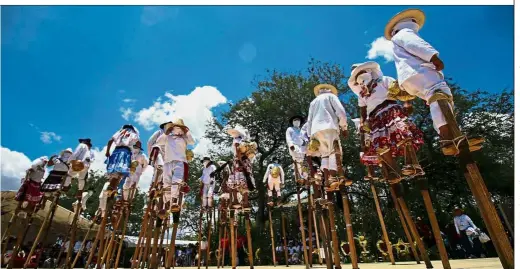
[313, 129, 341, 171]
[163, 161, 185, 205]
[202, 183, 214, 207]
[123, 174, 139, 200]
[55, 162, 87, 191]
[402, 70, 454, 133]
[289, 145, 306, 162]
[267, 177, 281, 197]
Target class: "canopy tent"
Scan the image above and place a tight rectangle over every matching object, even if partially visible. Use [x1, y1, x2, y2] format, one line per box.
[1, 191, 99, 246]
[123, 235, 197, 248]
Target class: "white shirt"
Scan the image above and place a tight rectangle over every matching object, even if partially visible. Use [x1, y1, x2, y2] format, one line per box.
[263, 163, 285, 184]
[51, 151, 72, 172]
[286, 127, 304, 148]
[155, 132, 195, 163]
[70, 143, 91, 164]
[357, 76, 396, 115]
[112, 128, 140, 148]
[454, 214, 477, 235]
[392, 28, 442, 85]
[27, 157, 47, 182]
[147, 129, 164, 156]
[200, 164, 217, 185]
[307, 92, 348, 136]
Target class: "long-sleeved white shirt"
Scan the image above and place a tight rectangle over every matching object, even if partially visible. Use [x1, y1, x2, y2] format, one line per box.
[263, 163, 284, 184]
[112, 128, 140, 148]
[147, 129, 164, 156]
[200, 164, 217, 185]
[27, 157, 48, 182]
[391, 28, 442, 85]
[286, 127, 304, 149]
[131, 151, 148, 180]
[454, 214, 477, 235]
[70, 143, 91, 164]
[307, 92, 348, 136]
[155, 132, 195, 163]
[357, 76, 396, 115]
[51, 150, 73, 172]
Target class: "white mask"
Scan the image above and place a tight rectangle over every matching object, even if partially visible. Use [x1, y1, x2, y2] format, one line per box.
[203, 160, 210, 166]
[173, 126, 184, 135]
[132, 148, 140, 155]
[292, 120, 301, 128]
[392, 19, 420, 36]
[273, 160, 279, 164]
[356, 72, 372, 86]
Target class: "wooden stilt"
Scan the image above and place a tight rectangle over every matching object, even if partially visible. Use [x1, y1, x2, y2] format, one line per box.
[497, 203, 514, 237]
[307, 187, 314, 267]
[340, 190, 359, 269]
[293, 162, 310, 269]
[268, 207, 277, 266]
[139, 215, 154, 269]
[113, 208, 131, 269]
[326, 194, 341, 269]
[157, 217, 168, 269]
[149, 217, 163, 269]
[217, 218, 223, 268]
[388, 185, 421, 264]
[437, 99, 513, 268]
[95, 222, 108, 269]
[7, 214, 31, 269]
[1, 212, 16, 253]
[70, 214, 99, 269]
[207, 209, 213, 269]
[85, 214, 108, 269]
[369, 181, 395, 265]
[222, 225, 228, 267]
[281, 212, 290, 267]
[131, 211, 150, 269]
[230, 211, 236, 269]
[99, 214, 124, 269]
[318, 208, 333, 269]
[391, 184, 433, 269]
[309, 193, 322, 266]
[197, 210, 204, 269]
[416, 179, 451, 269]
[165, 221, 179, 269]
[245, 213, 254, 269]
[64, 203, 83, 267]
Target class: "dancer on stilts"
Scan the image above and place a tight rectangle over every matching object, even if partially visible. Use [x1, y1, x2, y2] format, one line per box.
[263, 157, 284, 266]
[156, 118, 194, 269]
[215, 160, 232, 268]
[227, 125, 257, 269]
[5, 156, 50, 269]
[198, 156, 216, 268]
[307, 83, 352, 269]
[86, 124, 140, 269]
[385, 8, 512, 268]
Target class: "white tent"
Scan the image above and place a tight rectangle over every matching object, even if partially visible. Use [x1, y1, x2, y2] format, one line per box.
[123, 235, 197, 248]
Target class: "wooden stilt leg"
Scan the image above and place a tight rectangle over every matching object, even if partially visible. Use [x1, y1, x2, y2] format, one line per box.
[391, 184, 433, 269]
[85, 214, 107, 269]
[157, 217, 168, 269]
[319, 209, 333, 269]
[497, 203, 514, 237]
[268, 207, 277, 266]
[197, 210, 204, 269]
[293, 162, 310, 269]
[222, 225, 228, 267]
[369, 181, 395, 265]
[139, 215, 154, 269]
[71, 214, 99, 269]
[230, 211, 236, 269]
[7, 214, 30, 269]
[245, 213, 254, 269]
[131, 212, 150, 269]
[166, 220, 179, 269]
[1, 212, 17, 253]
[99, 214, 124, 269]
[309, 194, 322, 266]
[149, 218, 163, 269]
[113, 208, 132, 269]
[64, 203, 83, 267]
[416, 179, 451, 269]
[206, 210, 213, 269]
[326, 194, 341, 269]
[388, 186, 421, 264]
[307, 188, 314, 267]
[340, 190, 358, 269]
[217, 218, 223, 268]
[281, 212, 289, 267]
[437, 99, 513, 269]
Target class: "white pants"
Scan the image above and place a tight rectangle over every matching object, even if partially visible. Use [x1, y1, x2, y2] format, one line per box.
[202, 183, 214, 207]
[289, 145, 306, 162]
[65, 167, 88, 190]
[74, 191, 92, 210]
[402, 71, 454, 133]
[163, 161, 185, 205]
[267, 177, 281, 197]
[313, 129, 341, 171]
[98, 182, 110, 215]
[123, 174, 139, 200]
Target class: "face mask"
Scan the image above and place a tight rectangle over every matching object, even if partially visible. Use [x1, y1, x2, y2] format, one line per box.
[292, 120, 301, 128]
[356, 72, 372, 86]
[173, 127, 184, 135]
[203, 160, 210, 166]
[392, 19, 420, 36]
[132, 148, 140, 155]
[273, 160, 279, 164]
[233, 137, 242, 144]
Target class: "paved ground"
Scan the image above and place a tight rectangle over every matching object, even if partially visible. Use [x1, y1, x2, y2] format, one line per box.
[128, 258, 501, 269]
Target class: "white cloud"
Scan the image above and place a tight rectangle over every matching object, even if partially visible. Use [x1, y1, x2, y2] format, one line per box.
[40, 131, 62, 144]
[128, 86, 228, 156]
[123, 98, 136, 103]
[120, 107, 133, 121]
[1, 147, 33, 190]
[366, 36, 394, 62]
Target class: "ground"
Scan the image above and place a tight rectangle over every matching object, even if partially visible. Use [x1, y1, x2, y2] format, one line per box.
[114, 258, 500, 269]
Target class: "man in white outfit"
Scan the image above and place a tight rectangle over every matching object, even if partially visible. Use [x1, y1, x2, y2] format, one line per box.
[67, 138, 93, 198]
[307, 84, 349, 192]
[199, 157, 217, 210]
[123, 140, 148, 203]
[263, 157, 285, 206]
[155, 118, 195, 214]
[385, 8, 483, 155]
[286, 115, 308, 184]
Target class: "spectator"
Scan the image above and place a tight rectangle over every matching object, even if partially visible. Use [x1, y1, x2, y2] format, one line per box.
[453, 207, 484, 258]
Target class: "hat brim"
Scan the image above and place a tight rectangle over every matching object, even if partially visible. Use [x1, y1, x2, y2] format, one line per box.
[172, 122, 189, 130]
[348, 61, 381, 86]
[227, 129, 243, 137]
[289, 115, 305, 124]
[384, 8, 425, 40]
[160, 121, 173, 130]
[78, 138, 91, 144]
[313, 84, 338, 96]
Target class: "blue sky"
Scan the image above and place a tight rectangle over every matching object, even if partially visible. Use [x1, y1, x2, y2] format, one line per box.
[1, 5, 513, 190]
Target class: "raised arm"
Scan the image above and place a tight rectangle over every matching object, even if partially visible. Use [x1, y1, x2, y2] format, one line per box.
[184, 131, 195, 145]
[330, 95, 348, 130]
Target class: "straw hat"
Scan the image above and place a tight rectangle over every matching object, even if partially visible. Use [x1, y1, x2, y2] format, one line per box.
[171, 118, 189, 130]
[313, 84, 338, 96]
[348, 61, 381, 86]
[160, 121, 173, 130]
[384, 8, 425, 40]
[227, 125, 248, 138]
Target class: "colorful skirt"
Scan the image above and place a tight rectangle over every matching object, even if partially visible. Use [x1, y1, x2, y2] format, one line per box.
[367, 103, 424, 157]
[106, 146, 132, 177]
[16, 180, 43, 204]
[40, 170, 67, 192]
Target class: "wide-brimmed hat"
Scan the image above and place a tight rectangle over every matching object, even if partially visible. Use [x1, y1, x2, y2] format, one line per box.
[227, 125, 248, 138]
[201, 156, 211, 163]
[78, 138, 92, 145]
[60, 148, 73, 155]
[313, 84, 338, 96]
[348, 61, 381, 86]
[160, 121, 173, 130]
[217, 160, 227, 166]
[384, 8, 425, 40]
[289, 115, 305, 125]
[171, 118, 189, 130]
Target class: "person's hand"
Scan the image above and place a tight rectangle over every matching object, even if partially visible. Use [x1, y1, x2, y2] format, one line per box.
[430, 54, 444, 71]
[290, 145, 295, 151]
[105, 151, 110, 158]
[341, 129, 349, 138]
